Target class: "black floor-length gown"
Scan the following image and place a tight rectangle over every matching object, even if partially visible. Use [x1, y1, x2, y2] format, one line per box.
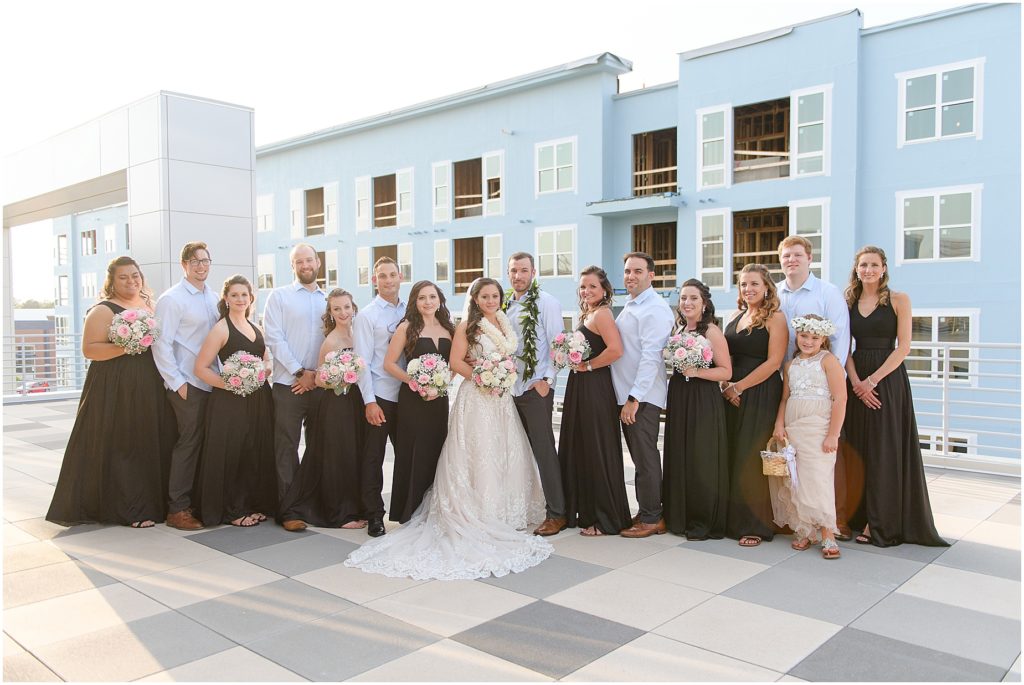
[279, 350, 367, 528]
[389, 337, 452, 523]
[197, 317, 277, 526]
[844, 303, 948, 547]
[663, 341, 729, 539]
[558, 324, 632, 535]
[47, 301, 175, 526]
[724, 318, 782, 541]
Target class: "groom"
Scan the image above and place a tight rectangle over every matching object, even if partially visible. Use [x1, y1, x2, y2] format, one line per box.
[505, 252, 567, 536]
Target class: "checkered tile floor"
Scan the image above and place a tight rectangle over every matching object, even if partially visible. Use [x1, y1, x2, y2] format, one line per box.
[3, 399, 1021, 681]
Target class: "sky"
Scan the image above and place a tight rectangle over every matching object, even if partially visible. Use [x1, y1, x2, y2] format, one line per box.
[1, 0, 977, 300]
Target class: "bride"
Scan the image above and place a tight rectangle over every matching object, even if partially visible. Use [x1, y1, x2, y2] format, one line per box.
[344, 278, 552, 580]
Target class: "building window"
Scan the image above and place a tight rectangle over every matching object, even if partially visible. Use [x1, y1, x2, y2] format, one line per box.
[919, 431, 976, 457]
[536, 226, 574, 278]
[366, 169, 414, 229]
[124, 223, 131, 250]
[696, 209, 729, 289]
[632, 223, 676, 291]
[792, 85, 831, 176]
[451, 153, 503, 219]
[356, 247, 370, 286]
[56, 275, 69, 306]
[56, 357, 71, 388]
[82, 273, 97, 299]
[633, 128, 677, 196]
[896, 185, 980, 263]
[904, 310, 976, 383]
[434, 240, 450, 283]
[324, 250, 338, 289]
[788, 198, 829, 280]
[732, 207, 787, 281]
[484, 235, 503, 281]
[734, 97, 789, 183]
[536, 137, 576, 194]
[104, 224, 116, 253]
[81, 229, 97, 256]
[697, 106, 729, 190]
[396, 243, 412, 282]
[54, 315, 70, 342]
[305, 187, 325, 237]
[355, 178, 371, 232]
[56, 235, 68, 265]
[257, 194, 274, 233]
[898, 59, 983, 146]
[257, 254, 275, 290]
[453, 237, 484, 294]
[432, 162, 451, 223]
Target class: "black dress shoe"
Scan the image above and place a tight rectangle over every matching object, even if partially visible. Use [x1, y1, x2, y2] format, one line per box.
[367, 518, 386, 537]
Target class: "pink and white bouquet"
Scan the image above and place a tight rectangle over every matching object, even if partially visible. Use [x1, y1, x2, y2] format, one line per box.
[471, 352, 518, 397]
[317, 349, 366, 396]
[220, 350, 267, 397]
[550, 330, 592, 371]
[663, 331, 714, 381]
[108, 308, 159, 355]
[406, 353, 452, 400]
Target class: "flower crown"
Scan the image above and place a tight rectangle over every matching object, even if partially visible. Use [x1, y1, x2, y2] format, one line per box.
[791, 316, 836, 337]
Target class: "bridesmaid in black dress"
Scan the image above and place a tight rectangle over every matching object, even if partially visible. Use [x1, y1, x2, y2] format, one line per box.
[842, 246, 947, 547]
[280, 289, 368, 531]
[558, 266, 630, 536]
[723, 263, 788, 546]
[47, 257, 173, 528]
[194, 275, 276, 527]
[384, 281, 455, 524]
[662, 279, 732, 540]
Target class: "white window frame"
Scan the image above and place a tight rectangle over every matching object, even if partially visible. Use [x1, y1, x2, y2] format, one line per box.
[398, 242, 413, 282]
[695, 208, 732, 291]
[787, 197, 830, 282]
[791, 84, 832, 177]
[289, 189, 304, 239]
[561, 311, 577, 334]
[895, 184, 982, 265]
[56, 275, 69, 306]
[905, 307, 979, 387]
[257, 254, 275, 290]
[696, 104, 731, 191]
[484, 234, 503, 281]
[432, 161, 451, 224]
[534, 224, 576, 279]
[54, 315, 70, 341]
[81, 229, 97, 256]
[434, 239, 450, 284]
[483, 150, 504, 216]
[56, 234, 68, 265]
[356, 247, 371, 286]
[535, 136, 577, 196]
[81, 272, 97, 299]
[324, 250, 339, 288]
[355, 177, 370, 232]
[896, 58, 985, 147]
[324, 183, 339, 235]
[396, 168, 414, 227]
[104, 224, 116, 253]
[256, 194, 275, 233]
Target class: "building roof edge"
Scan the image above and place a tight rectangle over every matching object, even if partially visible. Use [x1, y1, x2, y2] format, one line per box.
[860, 3, 1003, 35]
[679, 8, 860, 61]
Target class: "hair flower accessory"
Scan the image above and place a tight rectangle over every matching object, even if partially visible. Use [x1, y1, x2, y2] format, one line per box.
[791, 316, 837, 337]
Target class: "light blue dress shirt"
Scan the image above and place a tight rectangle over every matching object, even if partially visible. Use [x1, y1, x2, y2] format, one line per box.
[610, 286, 675, 408]
[353, 294, 407, 404]
[152, 278, 221, 392]
[778, 272, 851, 367]
[507, 288, 564, 397]
[263, 281, 328, 386]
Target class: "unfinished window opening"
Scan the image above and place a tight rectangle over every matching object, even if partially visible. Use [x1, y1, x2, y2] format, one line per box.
[454, 159, 483, 219]
[732, 207, 788, 280]
[453, 237, 484, 294]
[633, 128, 677, 196]
[370, 245, 399, 296]
[734, 98, 790, 183]
[305, 187, 324, 237]
[632, 223, 677, 292]
[373, 174, 397, 228]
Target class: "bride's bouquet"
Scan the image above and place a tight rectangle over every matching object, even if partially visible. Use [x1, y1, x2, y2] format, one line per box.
[220, 351, 267, 397]
[317, 349, 366, 396]
[471, 352, 517, 397]
[108, 308, 159, 355]
[550, 330, 591, 371]
[663, 331, 713, 381]
[406, 352, 452, 400]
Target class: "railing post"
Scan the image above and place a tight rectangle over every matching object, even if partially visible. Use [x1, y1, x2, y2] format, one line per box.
[940, 343, 951, 460]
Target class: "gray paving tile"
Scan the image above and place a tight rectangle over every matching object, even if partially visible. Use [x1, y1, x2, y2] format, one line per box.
[3, 651, 62, 681]
[28, 440, 69, 451]
[179, 577, 355, 644]
[724, 545, 924, 624]
[852, 593, 1021, 670]
[791, 627, 1006, 681]
[478, 553, 610, 598]
[246, 605, 439, 681]
[33, 611, 234, 681]
[934, 539, 1021, 580]
[452, 600, 643, 679]
[685, 536, 800, 565]
[8, 517, 100, 541]
[188, 522, 310, 554]
[836, 537, 951, 563]
[1, 422, 49, 432]
[3, 559, 116, 608]
[236, 533, 359, 577]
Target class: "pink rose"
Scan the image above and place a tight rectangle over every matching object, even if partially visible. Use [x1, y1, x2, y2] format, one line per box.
[674, 348, 687, 359]
[670, 334, 682, 343]
[426, 386, 438, 398]
[553, 333, 566, 344]
[503, 360, 515, 371]
[344, 371, 358, 384]
[683, 337, 696, 348]
[116, 324, 131, 338]
[257, 370, 266, 382]
[418, 373, 430, 384]
[555, 352, 567, 366]
[139, 335, 154, 347]
[238, 367, 251, 379]
[568, 351, 583, 364]
[229, 376, 242, 387]
[318, 370, 329, 382]
[329, 365, 340, 375]
[121, 310, 138, 322]
[482, 360, 494, 370]
[423, 356, 437, 370]
[339, 353, 352, 363]
[145, 318, 157, 328]
[702, 347, 714, 362]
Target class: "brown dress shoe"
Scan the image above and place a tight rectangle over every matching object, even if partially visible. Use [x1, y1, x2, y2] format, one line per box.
[620, 518, 667, 538]
[165, 509, 203, 531]
[533, 517, 567, 536]
[282, 519, 307, 532]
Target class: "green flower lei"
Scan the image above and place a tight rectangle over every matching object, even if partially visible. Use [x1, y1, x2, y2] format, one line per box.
[504, 278, 541, 380]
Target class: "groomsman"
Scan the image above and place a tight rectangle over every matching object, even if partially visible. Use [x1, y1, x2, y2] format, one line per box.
[777, 235, 853, 539]
[506, 252, 567, 536]
[264, 244, 327, 507]
[153, 242, 220, 530]
[353, 257, 405, 537]
[611, 252, 674, 538]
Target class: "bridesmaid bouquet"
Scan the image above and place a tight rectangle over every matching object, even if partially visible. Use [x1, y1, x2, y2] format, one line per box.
[471, 352, 517, 397]
[406, 353, 452, 400]
[550, 330, 592, 371]
[108, 309, 159, 355]
[220, 351, 267, 397]
[317, 349, 366, 396]
[663, 331, 713, 381]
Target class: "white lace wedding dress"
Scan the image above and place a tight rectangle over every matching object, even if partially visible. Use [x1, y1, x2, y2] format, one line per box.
[344, 312, 552, 580]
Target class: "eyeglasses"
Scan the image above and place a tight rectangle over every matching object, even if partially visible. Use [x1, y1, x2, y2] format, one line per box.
[188, 259, 212, 267]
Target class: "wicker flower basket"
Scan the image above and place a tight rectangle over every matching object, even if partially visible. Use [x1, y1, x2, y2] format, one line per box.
[760, 437, 791, 477]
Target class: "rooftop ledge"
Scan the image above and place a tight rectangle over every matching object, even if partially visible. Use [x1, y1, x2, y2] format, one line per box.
[584, 192, 685, 217]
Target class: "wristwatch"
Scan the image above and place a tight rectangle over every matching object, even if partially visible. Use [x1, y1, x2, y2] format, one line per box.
[294, 367, 305, 378]
[586, 363, 593, 372]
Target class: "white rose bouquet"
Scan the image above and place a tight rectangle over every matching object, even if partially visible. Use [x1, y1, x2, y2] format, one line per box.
[406, 352, 452, 400]
[471, 352, 517, 398]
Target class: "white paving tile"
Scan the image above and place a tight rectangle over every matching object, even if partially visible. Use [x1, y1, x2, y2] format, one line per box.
[619, 546, 769, 594]
[933, 513, 982, 540]
[294, 561, 427, 604]
[124, 555, 283, 608]
[137, 646, 306, 682]
[959, 521, 1021, 550]
[79, 534, 228, 580]
[896, 564, 1021, 620]
[2, 539, 70, 573]
[350, 638, 552, 681]
[3, 523, 38, 547]
[550, 532, 667, 569]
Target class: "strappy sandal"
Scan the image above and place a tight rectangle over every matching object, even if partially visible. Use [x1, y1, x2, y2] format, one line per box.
[130, 520, 155, 528]
[791, 537, 811, 551]
[252, 512, 268, 522]
[231, 514, 259, 527]
[822, 539, 841, 559]
[739, 535, 762, 547]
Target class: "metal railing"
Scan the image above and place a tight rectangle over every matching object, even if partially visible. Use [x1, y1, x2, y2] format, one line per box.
[2, 333, 89, 401]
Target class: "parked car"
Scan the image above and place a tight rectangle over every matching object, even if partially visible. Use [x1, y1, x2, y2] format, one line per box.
[17, 381, 49, 395]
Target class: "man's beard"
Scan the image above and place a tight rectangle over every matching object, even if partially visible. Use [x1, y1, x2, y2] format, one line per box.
[297, 270, 317, 285]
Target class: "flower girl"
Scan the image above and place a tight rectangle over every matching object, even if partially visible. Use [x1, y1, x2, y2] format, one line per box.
[771, 314, 847, 559]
